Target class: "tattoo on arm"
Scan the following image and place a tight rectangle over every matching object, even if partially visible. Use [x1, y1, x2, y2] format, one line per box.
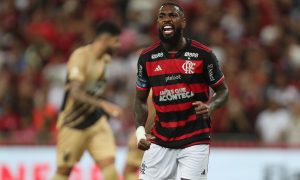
[145, 91, 155, 133]
[134, 90, 150, 128]
[209, 82, 229, 112]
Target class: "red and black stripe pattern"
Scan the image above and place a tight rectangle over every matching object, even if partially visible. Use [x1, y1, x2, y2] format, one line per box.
[136, 39, 224, 148]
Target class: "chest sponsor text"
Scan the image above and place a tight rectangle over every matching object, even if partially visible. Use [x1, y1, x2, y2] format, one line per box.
[159, 87, 194, 102]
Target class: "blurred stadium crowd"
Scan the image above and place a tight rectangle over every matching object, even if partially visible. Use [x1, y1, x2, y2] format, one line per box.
[0, 0, 300, 146]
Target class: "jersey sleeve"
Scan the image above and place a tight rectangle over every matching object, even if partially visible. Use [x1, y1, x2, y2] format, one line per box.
[67, 49, 86, 82]
[136, 54, 150, 91]
[203, 52, 225, 88]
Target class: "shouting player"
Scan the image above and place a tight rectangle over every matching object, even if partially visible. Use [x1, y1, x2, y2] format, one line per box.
[134, 2, 229, 180]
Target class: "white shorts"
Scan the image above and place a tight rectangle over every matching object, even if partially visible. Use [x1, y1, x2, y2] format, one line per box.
[139, 144, 209, 180]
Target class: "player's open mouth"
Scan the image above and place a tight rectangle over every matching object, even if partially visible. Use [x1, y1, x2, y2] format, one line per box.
[162, 25, 175, 35]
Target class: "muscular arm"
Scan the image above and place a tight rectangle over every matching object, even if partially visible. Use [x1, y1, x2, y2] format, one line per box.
[134, 90, 150, 128]
[193, 82, 229, 117]
[194, 51, 229, 117]
[134, 89, 155, 150]
[145, 91, 155, 133]
[209, 82, 229, 113]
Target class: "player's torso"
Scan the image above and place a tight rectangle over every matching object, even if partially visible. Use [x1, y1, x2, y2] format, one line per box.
[145, 41, 210, 111]
[83, 47, 109, 96]
[60, 46, 110, 129]
[143, 40, 212, 148]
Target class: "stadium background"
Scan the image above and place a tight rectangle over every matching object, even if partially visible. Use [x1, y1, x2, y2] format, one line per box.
[0, 0, 300, 179]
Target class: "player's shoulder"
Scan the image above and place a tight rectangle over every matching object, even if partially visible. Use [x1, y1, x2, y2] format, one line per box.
[67, 45, 89, 66]
[140, 41, 161, 56]
[190, 39, 212, 54]
[71, 45, 89, 57]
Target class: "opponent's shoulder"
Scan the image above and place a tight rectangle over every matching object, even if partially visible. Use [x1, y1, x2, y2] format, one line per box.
[71, 45, 89, 57]
[140, 41, 161, 56]
[190, 39, 212, 53]
[67, 45, 89, 67]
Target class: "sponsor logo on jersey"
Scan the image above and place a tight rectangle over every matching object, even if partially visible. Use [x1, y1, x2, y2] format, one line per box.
[136, 77, 148, 88]
[151, 52, 163, 59]
[154, 65, 163, 72]
[182, 60, 195, 74]
[165, 75, 181, 82]
[207, 64, 215, 81]
[159, 87, 194, 102]
[138, 64, 143, 77]
[184, 52, 199, 58]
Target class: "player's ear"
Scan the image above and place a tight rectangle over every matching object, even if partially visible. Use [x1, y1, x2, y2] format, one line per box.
[182, 17, 186, 29]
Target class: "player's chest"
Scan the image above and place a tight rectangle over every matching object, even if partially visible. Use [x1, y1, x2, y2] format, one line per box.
[85, 59, 106, 80]
[146, 53, 204, 76]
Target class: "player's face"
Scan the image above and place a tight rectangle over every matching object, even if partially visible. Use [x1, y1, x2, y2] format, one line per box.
[157, 5, 186, 44]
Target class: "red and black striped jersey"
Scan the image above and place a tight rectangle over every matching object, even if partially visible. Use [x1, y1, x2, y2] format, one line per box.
[136, 38, 225, 148]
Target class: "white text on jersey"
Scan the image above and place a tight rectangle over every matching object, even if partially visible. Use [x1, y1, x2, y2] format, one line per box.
[151, 52, 164, 59]
[184, 52, 199, 58]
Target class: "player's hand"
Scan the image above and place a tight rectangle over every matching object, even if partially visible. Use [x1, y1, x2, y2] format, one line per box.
[137, 134, 155, 151]
[99, 100, 123, 118]
[192, 101, 211, 119]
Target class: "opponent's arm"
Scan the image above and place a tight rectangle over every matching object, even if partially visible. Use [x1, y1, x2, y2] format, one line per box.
[68, 80, 122, 118]
[66, 48, 122, 118]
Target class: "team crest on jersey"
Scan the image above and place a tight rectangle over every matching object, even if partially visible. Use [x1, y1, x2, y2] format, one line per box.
[182, 60, 195, 74]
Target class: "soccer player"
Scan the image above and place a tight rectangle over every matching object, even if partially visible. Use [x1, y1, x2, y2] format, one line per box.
[123, 91, 155, 180]
[134, 2, 229, 180]
[52, 21, 122, 180]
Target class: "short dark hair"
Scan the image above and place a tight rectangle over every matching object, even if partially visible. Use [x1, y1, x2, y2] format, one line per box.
[95, 21, 121, 36]
[160, 2, 184, 16]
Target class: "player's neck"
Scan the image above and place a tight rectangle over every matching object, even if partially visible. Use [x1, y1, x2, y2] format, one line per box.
[161, 37, 186, 52]
[90, 44, 105, 59]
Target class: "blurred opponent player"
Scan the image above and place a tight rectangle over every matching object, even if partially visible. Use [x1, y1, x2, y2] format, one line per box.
[52, 21, 122, 180]
[123, 90, 155, 180]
